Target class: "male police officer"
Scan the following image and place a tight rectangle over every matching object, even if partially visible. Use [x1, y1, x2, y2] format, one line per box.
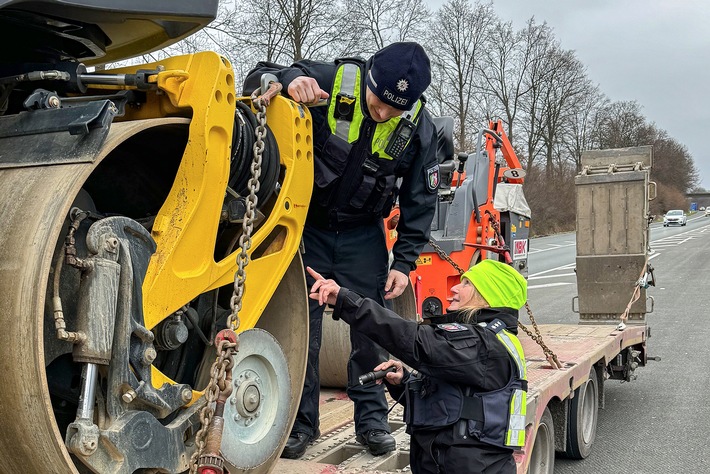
[244, 42, 439, 459]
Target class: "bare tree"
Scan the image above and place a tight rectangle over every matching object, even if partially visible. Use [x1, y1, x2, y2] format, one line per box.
[516, 19, 559, 169]
[650, 131, 699, 195]
[426, 0, 497, 151]
[562, 84, 607, 172]
[535, 48, 590, 178]
[346, 0, 431, 53]
[479, 18, 552, 151]
[594, 100, 654, 148]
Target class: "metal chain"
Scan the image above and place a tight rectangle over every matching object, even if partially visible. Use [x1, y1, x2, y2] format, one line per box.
[189, 93, 270, 473]
[427, 238, 466, 275]
[483, 211, 562, 369]
[484, 210, 510, 262]
[189, 338, 238, 472]
[430, 210, 562, 369]
[229, 96, 266, 331]
[518, 303, 563, 369]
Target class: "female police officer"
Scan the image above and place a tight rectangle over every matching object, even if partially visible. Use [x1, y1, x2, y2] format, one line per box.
[306, 259, 528, 474]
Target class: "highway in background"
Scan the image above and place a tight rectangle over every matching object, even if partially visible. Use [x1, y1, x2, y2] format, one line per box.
[526, 213, 710, 473]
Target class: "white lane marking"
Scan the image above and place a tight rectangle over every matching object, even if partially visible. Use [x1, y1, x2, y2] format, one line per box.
[528, 263, 575, 278]
[528, 242, 575, 255]
[528, 282, 574, 290]
[528, 273, 576, 280]
[526, 222, 706, 284]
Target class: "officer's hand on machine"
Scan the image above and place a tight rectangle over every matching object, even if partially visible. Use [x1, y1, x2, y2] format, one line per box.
[287, 77, 329, 106]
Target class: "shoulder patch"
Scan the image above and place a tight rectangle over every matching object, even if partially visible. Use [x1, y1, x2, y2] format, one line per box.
[482, 319, 506, 334]
[425, 164, 439, 193]
[436, 322, 469, 332]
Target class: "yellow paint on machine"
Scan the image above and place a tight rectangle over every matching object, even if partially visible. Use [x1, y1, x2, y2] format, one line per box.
[106, 52, 314, 394]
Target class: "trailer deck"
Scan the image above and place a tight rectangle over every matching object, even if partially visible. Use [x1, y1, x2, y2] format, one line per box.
[272, 323, 647, 474]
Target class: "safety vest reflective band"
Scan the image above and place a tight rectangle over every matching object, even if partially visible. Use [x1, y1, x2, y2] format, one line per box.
[487, 320, 528, 448]
[328, 62, 364, 143]
[507, 388, 527, 447]
[327, 61, 422, 160]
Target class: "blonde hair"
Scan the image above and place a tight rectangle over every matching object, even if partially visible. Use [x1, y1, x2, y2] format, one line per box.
[456, 284, 490, 324]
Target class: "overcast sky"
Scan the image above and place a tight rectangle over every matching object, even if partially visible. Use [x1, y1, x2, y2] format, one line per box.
[435, 0, 710, 189]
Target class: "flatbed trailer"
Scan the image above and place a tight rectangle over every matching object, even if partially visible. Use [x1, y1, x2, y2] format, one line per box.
[274, 144, 656, 474]
[272, 323, 647, 473]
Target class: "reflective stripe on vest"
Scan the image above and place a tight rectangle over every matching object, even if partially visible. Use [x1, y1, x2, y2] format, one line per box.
[328, 62, 364, 142]
[487, 322, 528, 448]
[327, 62, 422, 160]
[507, 388, 527, 447]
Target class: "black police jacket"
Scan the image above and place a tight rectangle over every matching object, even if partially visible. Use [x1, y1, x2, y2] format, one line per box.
[244, 59, 438, 275]
[332, 288, 517, 400]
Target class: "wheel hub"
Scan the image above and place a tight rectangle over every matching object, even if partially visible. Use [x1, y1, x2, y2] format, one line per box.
[233, 369, 265, 425]
[222, 328, 291, 470]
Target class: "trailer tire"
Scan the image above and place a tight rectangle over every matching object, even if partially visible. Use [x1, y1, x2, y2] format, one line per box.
[528, 407, 555, 474]
[564, 367, 599, 459]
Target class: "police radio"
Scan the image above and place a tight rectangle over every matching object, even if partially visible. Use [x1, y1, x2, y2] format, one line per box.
[385, 118, 416, 159]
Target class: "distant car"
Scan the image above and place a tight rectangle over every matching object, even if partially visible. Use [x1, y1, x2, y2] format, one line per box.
[705, 208, 710, 217]
[663, 209, 687, 226]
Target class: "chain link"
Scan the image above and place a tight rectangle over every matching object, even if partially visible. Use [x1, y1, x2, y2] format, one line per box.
[189, 95, 268, 473]
[482, 210, 562, 368]
[189, 339, 238, 472]
[427, 238, 466, 275]
[228, 96, 266, 332]
[518, 303, 563, 369]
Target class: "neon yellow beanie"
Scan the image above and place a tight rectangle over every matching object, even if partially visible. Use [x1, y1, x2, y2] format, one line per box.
[461, 260, 527, 309]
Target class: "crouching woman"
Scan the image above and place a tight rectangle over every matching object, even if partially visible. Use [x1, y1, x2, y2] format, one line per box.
[307, 259, 528, 474]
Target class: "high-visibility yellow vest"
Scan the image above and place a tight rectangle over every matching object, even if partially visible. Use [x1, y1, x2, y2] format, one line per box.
[326, 60, 422, 160]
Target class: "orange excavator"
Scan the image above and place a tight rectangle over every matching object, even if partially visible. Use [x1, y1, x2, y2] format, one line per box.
[385, 118, 530, 320]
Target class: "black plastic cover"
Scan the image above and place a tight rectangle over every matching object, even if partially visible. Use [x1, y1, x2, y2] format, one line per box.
[0, 0, 218, 64]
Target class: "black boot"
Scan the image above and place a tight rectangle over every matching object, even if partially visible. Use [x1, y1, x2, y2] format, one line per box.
[356, 430, 396, 456]
[280, 430, 320, 459]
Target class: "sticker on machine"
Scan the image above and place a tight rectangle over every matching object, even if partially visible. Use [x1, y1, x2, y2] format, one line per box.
[512, 239, 528, 260]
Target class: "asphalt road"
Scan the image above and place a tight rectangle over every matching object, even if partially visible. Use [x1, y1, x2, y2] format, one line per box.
[526, 213, 710, 474]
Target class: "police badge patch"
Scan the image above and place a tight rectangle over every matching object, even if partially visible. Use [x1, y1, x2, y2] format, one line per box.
[436, 322, 469, 332]
[426, 164, 440, 193]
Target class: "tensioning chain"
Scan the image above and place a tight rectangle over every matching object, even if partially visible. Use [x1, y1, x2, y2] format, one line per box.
[190, 81, 281, 473]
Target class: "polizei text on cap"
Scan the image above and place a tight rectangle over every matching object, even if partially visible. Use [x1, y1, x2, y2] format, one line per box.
[382, 88, 408, 106]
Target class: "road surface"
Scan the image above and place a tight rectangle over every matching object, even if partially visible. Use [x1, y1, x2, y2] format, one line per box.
[528, 213, 710, 473]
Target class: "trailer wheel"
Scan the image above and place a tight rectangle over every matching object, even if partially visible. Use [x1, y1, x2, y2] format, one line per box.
[528, 407, 555, 474]
[564, 367, 599, 459]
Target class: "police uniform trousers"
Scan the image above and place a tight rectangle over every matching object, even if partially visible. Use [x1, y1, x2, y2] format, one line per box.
[410, 427, 516, 474]
[292, 221, 391, 438]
